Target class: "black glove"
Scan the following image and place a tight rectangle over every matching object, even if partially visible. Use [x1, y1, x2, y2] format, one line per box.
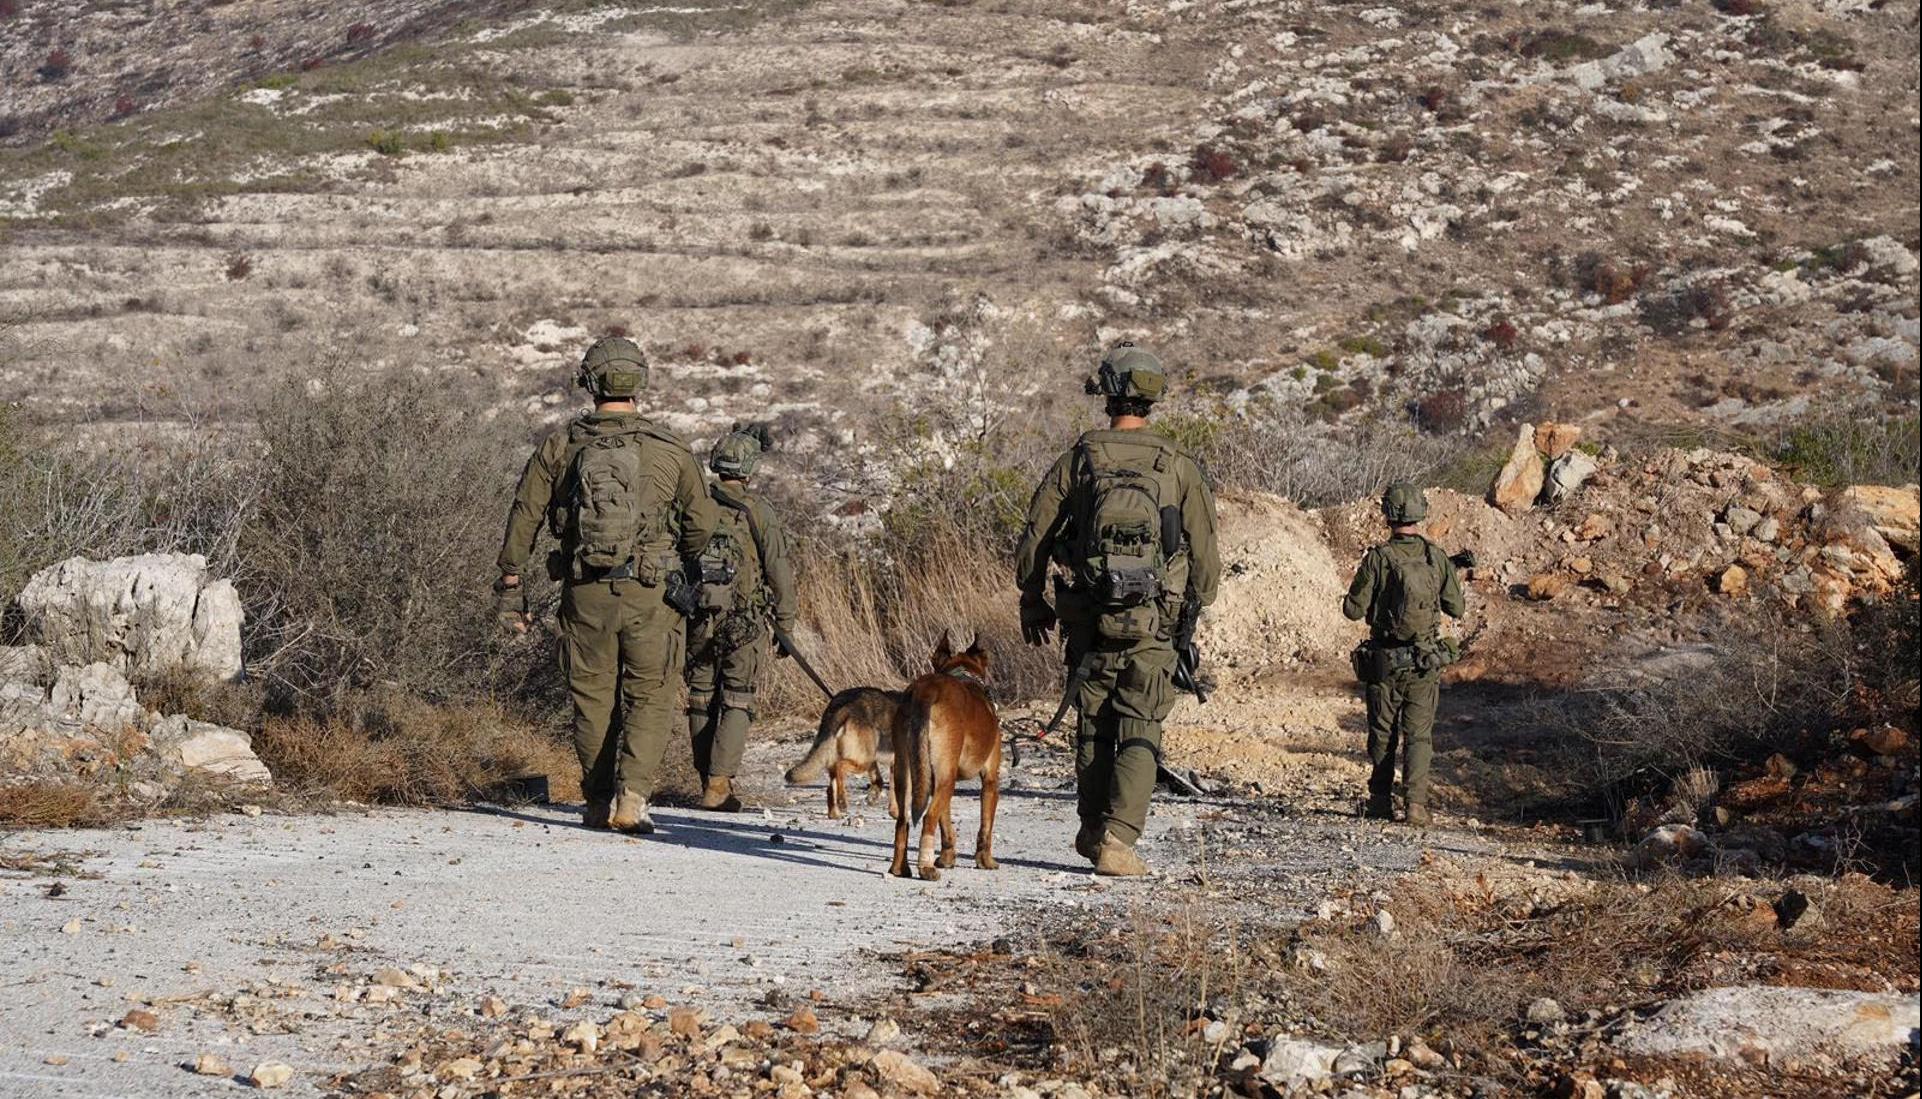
[1020, 595, 1057, 647]
[1449, 549, 1478, 571]
[494, 575, 528, 634]
[774, 624, 795, 659]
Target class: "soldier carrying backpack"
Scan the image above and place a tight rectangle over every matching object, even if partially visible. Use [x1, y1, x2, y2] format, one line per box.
[1341, 482, 1467, 826]
[495, 336, 720, 835]
[1015, 342, 1222, 877]
[683, 423, 798, 812]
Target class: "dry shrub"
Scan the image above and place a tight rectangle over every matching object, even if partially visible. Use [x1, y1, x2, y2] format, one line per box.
[760, 527, 1059, 717]
[0, 782, 111, 828]
[241, 365, 524, 703]
[253, 695, 577, 805]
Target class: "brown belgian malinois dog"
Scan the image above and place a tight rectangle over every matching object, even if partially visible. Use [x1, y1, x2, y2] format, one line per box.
[783, 686, 900, 820]
[889, 631, 1002, 880]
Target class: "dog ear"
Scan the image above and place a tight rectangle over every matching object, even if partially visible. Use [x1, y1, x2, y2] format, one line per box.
[965, 633, 984, 657]
[933, 629, 953, 663]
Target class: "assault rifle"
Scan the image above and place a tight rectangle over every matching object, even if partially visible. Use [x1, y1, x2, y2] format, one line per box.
[1171, 592, 1208, 705]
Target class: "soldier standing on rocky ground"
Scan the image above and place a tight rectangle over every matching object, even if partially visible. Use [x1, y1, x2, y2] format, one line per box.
[1015, 343, 1221, 877]
[496, 336, 718, 835]
[683, 424, 798, 813]
[1341, 483, 1466, 826]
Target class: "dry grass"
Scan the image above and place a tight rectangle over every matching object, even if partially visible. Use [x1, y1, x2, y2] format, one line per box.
[252, 695, 579, 806]
[0, 782, 113, 829]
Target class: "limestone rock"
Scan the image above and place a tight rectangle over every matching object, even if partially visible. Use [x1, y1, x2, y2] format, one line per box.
[17, 553, 244, 683]
[150, 715, 272, 785]
[247, 1062, 295, 1089]
[1490, 425, 1545, 514]
[49, 662, 146, 732]
[1839, 484, 1920, 553]
[1545, 450, 1599, 504]
[869, 1050, 939, 1094]
[1716, 564, 1749, 597]
[1261, 1037, 1342, 1086]
[1615, 986, 1920, 1065]
[1534, 421, 1583, 459]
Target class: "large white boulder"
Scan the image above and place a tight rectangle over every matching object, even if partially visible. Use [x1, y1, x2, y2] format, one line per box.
[149, 715, 272, 786]
[17, 553, 243, 683]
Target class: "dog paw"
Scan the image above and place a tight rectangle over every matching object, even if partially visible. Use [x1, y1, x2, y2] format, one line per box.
[918, 865, 942, 882]
[975, 854, 999, 870]
[826, 808, 844, 820]
[888, 863, 912, 879]
[936, 851, 956, 869]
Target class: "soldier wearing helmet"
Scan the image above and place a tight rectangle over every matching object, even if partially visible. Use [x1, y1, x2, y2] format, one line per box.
[1341, 482, 1465, 826]
[682, 423, 797, 812]
[496, 336, 719, 835]
[1014, 341, 1221, 877]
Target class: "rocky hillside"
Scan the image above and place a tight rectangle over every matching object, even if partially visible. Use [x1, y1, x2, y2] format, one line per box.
[2, 0, 1916, 492]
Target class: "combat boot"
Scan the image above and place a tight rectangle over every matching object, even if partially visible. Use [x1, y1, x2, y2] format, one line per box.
[1093, 834, 1151, 877]
[700, 776, 743, 813]
[582, 799, 612, 830]
[1073, 822, 1103, 863]
[1404, 802, 1432, 827]
[609, 790, 655, 835]
[1362, 795, 1394, 821]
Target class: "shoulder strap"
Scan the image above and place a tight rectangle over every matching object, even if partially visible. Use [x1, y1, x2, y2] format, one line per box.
[712, 489, 770, 565]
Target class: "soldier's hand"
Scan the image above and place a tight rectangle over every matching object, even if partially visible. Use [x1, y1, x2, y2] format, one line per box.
[774, 625, 795, 659]
[1020, 596, 1057, 646]
[494, 575, 528, 635]
[1449, 549, 1478, 572]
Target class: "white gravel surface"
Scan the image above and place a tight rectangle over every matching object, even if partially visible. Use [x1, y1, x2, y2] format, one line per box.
[0, 743, 1184, 1097]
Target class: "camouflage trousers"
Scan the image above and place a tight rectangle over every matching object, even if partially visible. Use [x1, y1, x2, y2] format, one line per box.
[1364, 671, 1439, 807]
[1065, 632, 1178, 847]
[684, 613, 768, 781]
[559, 578, 686, 804]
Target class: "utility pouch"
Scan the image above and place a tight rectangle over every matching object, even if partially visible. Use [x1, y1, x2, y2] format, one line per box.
[544, 549, 567, 583]
[663, 569, 700, 619]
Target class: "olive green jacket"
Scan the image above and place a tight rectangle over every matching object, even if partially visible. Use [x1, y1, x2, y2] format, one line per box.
[1014, 428, 1222, 608]
[1342, 533, 1464, 642]
[710, 480, 798, 633]
[497, 411, 718, 577]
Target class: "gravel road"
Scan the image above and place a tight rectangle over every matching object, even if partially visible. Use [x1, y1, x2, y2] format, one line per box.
[0, 740, 1473, 1097]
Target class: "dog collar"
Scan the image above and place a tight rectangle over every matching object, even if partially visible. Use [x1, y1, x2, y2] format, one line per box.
[944, 667, 986, 690]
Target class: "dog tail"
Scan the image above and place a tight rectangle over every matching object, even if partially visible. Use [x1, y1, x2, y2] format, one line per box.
[785, 691, 856, 785]
[904, 697, 935, 828]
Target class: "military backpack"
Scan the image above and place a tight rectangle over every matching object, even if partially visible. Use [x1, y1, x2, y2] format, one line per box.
[1069, 438, 1182, 641]
[552, 421, 681, 579]
[1380, 539, 1447, 644]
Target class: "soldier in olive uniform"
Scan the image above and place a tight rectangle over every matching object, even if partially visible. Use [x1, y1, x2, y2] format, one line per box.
[684, 424, 798, 812]
[497, 336, 719, 835]
[1015, 343, 1221, 877]
[1341, 482, 1464, 826]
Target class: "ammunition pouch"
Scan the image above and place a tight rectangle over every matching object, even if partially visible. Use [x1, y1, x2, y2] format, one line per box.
[697, 556, 738, 614]
[1352, 637, 1459, 683]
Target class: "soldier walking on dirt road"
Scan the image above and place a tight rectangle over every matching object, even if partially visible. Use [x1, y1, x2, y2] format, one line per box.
[496, 336, 718, 835]
[683, 424, 798, 813]
[1342, 483, 1465, 826]
[1015, 343, 1221, 877]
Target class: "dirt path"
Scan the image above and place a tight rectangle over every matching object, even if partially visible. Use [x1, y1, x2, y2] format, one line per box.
[0, 734, 1489, 1098]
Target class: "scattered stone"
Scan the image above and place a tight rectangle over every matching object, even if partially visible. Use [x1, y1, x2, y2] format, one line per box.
[784, 1006, 820, 1034]
[438, 1056, 484, 1081]
[1527, 573, 1574, 601]
[869, 1049, 940, 1093]
[560, 986, 592, 1009]
[1632, 823, 1709, 866]
[1716, 564, 1749, 597]
[1405, 1038, 1445, 1069]
[1615, 986, 1921, 1065]
[192, 1053, 232, 1077]
[1852, 725, 1910, 757]
[1490, 424, 1546, 514]
[118, 1008, 161, 1033]
[1526, 997, 1567, 1026]
[562, 1020, 600, 1054]
[1838, 485, 1920, 553]
[1261, 1037, 1342, 1085]
[479, 995, 508, 1019]
[247, 1062, 295, 1089]
[1545, 449, 1600, 504]
[1372, 909, 1396, 938]
[667, 1006, 706, 1038]
[1535, 422, 1583, 460]
[372, 967, 417, 989]
[864, 1017, 902, 1047]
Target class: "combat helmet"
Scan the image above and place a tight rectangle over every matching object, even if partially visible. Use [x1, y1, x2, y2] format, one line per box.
[1085, 341, 1167, 403]
[1381, 482, 1429, 524]
[577, 336, 649, 399]
[710, 422, 773, 481]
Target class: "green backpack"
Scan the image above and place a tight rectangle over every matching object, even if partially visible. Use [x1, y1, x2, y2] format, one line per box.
[558, 424, 674, 577]
[1071, 440, 1178, 641]
[1379, 539, 1446, 644]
